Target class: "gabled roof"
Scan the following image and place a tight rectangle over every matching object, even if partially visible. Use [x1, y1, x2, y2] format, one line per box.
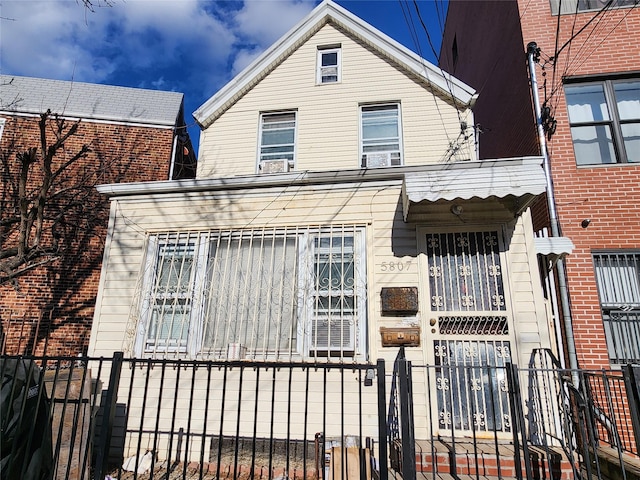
[193, 0, 476, 129]
[0, 74, 184, 127]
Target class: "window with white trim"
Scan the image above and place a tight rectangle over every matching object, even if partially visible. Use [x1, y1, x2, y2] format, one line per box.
[360, 104, 403, 168]
[593, 252, 640, 364]
[565, 78, 640, 165]
[317, 46, 341, 84]
[258, 112, 296, 173]
[0, 118, 5, 141]
[136, 226, 367, 361]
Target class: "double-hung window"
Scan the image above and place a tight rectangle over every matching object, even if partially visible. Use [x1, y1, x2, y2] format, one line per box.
[299, 233, 365, 356]
[360, 104, 403, 168]
[317, 46, 341, 84]
[593, 252, 640, 364]
[138, 233, 207, 354]
[258, 112, 296, 173]
[136, 226, 367, 361]
[565, 78, 640, 165]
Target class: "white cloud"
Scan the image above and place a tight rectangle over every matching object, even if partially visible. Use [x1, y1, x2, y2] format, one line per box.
[0, 0, 236, 83]
[234, 0, 315, 46]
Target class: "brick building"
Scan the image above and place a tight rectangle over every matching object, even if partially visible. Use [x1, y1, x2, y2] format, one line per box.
[0, 75, 196, 355]
[440, 0, 640, 369]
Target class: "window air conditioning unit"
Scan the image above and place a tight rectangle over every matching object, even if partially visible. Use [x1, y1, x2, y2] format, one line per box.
[363, 152, 392, 168]
[227, 343, 247, 360]
[311, 319, 354, 356]
[260, 159, 290, 174]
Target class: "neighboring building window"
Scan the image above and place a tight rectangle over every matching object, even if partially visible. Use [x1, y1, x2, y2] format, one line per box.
[360, 104, 403, 167]
[317, 46, 341, 84]
[593, 252, 640, 364]
[258, 111, 296, 173]
[136, 226, 367, 360]
[550, 0, 636, 14]
[0, 118, 5, 140]
[565, 78, 640, 165]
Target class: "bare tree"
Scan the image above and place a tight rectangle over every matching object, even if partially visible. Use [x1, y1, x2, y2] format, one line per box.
[0, 110, 99, 287]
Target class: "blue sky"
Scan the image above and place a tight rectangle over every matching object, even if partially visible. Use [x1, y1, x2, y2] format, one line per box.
[0, 0, 448, 152]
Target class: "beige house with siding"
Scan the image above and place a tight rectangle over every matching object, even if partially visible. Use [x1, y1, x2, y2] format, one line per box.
[88, 0, 566, 463]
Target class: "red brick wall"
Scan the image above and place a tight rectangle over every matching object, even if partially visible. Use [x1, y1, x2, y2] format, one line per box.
[0, 114, 176, 355]
[443, 0, 640, 368]
[518, 0, 640, 369]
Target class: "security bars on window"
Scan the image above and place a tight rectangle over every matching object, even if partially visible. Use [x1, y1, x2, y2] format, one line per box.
[593, 252, 640, 363]
[136, 225, 366, 361]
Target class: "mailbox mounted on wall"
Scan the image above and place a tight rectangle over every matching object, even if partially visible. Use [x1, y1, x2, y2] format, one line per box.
[380, 287, 419, 316]
[380, 326, 421, 347]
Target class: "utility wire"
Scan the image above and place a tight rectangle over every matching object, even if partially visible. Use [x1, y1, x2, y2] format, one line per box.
[408, 0, 475, 160]
[397, 0, 457, 153]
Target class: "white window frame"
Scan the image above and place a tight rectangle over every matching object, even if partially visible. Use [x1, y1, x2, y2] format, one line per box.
[135, 227, 367, 361]
[297, 229, 367, 358]
[317, 46, 341, 84]
[0, 118, 5, 141]
[257, 111, 297, 173]
[360, 103, 403, 168]
[135, 233, 208, 357]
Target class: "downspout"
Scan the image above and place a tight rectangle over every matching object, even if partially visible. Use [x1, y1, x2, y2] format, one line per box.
[527, 42, 579, 386]
[168, 129, 179, 180]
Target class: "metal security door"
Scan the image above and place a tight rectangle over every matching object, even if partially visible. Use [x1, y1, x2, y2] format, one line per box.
[420, 229, 514, 435]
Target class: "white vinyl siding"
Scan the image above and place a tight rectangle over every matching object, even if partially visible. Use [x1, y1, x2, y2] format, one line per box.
[197, 23, 474, 178]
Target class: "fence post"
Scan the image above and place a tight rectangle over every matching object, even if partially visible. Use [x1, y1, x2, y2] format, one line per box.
[506, 362, 533, 480]
[376, 359, 388, 480]
[94, 352, 124, 480]
[397, 348, 416, 480]
[623, 364, 640, 455]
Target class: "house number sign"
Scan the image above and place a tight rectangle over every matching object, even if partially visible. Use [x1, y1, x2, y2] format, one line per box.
[379, 260, 412, 272]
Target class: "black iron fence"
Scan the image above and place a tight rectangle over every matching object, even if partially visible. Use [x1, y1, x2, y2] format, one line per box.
[1, 350, 639, 480]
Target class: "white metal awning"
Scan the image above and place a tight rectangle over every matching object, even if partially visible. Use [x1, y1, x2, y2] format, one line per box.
[402, 157, 547, 222]
[534, 236, 575, 257]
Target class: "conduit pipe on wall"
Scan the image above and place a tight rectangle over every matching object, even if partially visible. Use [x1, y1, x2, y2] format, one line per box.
[527, 42, 579, 386]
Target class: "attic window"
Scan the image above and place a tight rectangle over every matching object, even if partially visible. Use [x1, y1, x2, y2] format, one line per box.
[317, 46, 341, 84]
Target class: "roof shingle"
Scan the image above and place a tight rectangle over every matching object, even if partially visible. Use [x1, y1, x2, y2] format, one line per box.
[0, 74, 184, 126]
